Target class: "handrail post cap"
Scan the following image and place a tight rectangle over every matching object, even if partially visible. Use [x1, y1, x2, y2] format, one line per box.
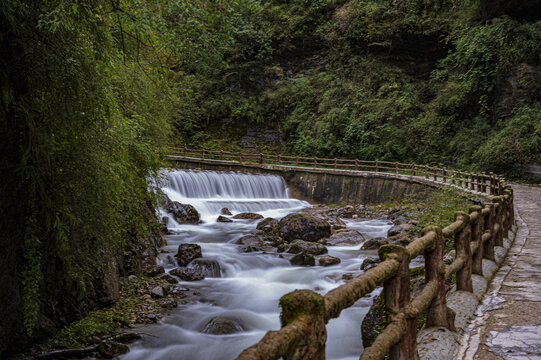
[279, 289, 325, 327]
[378, 244, 409, 262]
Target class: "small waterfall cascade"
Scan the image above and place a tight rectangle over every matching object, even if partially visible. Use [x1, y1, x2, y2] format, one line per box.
[122, 169, 393, 360]
[161, 170, 308, 222]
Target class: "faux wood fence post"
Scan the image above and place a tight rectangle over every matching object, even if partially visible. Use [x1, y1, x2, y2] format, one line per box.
[379, 245, 418, 360]
[469, 206, 484, 276]
[202, 149, 205, 160]
[355, 159, 359, 171]
[278, 154, 281, 165]
[423, 227, 450, 328]
[239, 151, 243, 163]
[279, 290, 327, 360]
[433, 168, 437, 181]
[219, 150, 223, 160]
[296, 156, 299, 167]
[314, 157, 317, 169]
[425, 166, 429, 179]
[504, 186, 514, 232]
[412, 164, 416, 176]
[376, 160, 379, 172]
[334, 158, 337, 170]
[395, 162, 399, 174]
[470, 173, 475, 191]
[489, 173, 495, 195]
[492, 197, 504, 247]
[259, 153, 263, 165]
[455, 212, 473, 292]
[442, 169, 447, 182]
[183, 147, 187, 158]
[483, 204, 496, 261]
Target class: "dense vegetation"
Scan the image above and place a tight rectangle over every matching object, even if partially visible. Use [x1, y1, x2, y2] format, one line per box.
[1, 0, 539, 355]
[175, 0, 541, 176]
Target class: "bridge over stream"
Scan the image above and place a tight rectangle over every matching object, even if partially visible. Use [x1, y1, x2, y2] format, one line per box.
[166, 148, 516, 360]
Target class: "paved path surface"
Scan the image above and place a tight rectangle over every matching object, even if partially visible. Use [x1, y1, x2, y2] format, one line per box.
[462, 184, 541, 360]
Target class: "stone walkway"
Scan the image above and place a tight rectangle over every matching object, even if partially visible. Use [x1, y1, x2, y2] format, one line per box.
[461, 184, 541, 360]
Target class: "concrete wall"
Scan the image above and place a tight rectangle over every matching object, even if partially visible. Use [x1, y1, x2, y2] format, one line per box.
[167, 157, 441, 204]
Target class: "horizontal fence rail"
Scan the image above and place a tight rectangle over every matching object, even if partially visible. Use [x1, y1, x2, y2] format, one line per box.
[168, 147, 506, 196]
[167, 147, 514, 360]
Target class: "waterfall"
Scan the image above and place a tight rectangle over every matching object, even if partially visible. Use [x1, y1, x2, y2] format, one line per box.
[161, 169, 309, 222]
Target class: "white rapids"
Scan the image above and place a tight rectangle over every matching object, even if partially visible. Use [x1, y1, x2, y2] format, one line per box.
[123, 169, 392, 360]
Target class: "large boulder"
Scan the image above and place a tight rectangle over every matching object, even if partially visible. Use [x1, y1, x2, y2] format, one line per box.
[188, 258, 221, 278]
[325, 229, 365, 246]
[256, 217, 279, 232]
[176, 244, 202, 266]
[202, 317, 243, 335]
[361, 295, 386, 347]
[232, 212, 264, 220]
[170, 267, 205, 281]
[278, 214, 331, 243]
[165, 201, 200, 224]
[287, 240, 327, 255]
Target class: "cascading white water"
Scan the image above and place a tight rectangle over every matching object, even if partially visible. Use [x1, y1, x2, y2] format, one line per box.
[161, 170, 308, 222]
[123, 169, 392, 360]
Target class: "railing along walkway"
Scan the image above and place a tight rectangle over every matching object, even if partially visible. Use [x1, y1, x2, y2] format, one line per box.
[168, 147, 506, 196]
[167, 147, 513, 360]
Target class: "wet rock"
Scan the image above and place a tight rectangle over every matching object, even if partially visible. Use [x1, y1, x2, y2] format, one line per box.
[256, 217, 279, 232]
[151, 286, 165, 298]
[217, 215, 233, 223]
[165, 201, 200, 224]
[159, 273, 178, 284]
[147, 314, 158, 322]
[337, 205, 356, 218]
[360, 257, 380, 270]
[239, 245, 260, 253]
[278, 213, 331, 243]
[221, 208, 232, 215]
[170, 267, 205, 281]
[342, 273, 354, 280]
[387, 223, 416, 237]
[236, 235, 264, 248]
[98, 341, 129, 357]
[161, 216, 171, 234]
[202, 317, 244, 335]
[287, 240, 327, 255]
[361, 237, 388, 250]
[319, 255, 341, 266]
[188, 258, 221, 278]
[290, 253, 316, 266]
[362, 294, 386, 347]
[175, 244, 202, 266]
[232, 212, 264, 220]
[326, 229, 365, 246]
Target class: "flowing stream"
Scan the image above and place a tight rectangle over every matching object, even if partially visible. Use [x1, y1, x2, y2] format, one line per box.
[123, 169, 392, 360]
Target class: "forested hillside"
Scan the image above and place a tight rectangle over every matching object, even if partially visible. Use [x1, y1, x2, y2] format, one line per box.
[1, 0, 540, 356]
[175, 0, 541, 176]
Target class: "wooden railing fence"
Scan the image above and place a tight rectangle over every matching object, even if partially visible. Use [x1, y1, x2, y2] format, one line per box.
[167, 147, 514, 360]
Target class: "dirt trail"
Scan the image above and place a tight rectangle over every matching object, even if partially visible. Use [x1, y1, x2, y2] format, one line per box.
[462, 184, 541, 360]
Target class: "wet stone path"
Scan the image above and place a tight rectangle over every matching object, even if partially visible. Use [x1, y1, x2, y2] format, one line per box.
[464, 184, 541, 360]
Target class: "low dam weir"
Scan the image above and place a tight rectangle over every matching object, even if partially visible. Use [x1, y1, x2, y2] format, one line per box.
[123, 169, 392, 360]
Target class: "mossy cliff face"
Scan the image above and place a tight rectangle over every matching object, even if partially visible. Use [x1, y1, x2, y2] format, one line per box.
[0, 221, 163, 357]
